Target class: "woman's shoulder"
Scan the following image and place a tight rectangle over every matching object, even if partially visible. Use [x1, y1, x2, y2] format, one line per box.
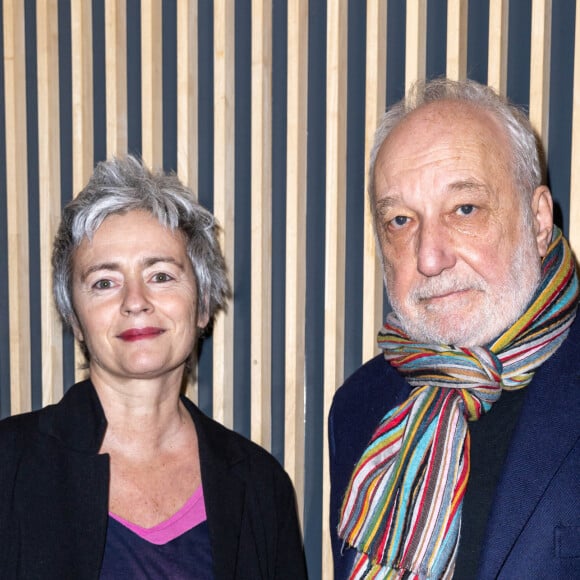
[182, 397, 292, 486]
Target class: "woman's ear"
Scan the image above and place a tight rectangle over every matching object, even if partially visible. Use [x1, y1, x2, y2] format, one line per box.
[531, 185, 553, 257]
[197, 295, 211, 331]
[70, 316, 84, 343]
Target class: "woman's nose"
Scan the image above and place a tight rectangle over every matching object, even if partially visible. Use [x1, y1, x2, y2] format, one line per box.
[121, 279, 153, 314]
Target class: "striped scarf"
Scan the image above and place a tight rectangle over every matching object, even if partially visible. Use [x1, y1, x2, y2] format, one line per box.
[338, 227, 578, 579]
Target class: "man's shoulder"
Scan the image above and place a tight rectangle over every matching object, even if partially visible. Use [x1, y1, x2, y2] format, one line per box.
[331, 353, 409, 420]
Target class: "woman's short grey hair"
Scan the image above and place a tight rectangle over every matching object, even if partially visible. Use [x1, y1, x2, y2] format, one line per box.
[368, 78, 543, 224]
[52, 155, 231, 331]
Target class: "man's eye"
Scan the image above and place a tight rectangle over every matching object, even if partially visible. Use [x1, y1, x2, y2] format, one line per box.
[391, 215, 409, 228]
[93, 279, 113, 290]
[152, 272, 174, 283]
[457, 204, 475, 216]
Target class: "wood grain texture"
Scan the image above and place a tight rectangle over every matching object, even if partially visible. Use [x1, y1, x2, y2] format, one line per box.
[362, 0, 387, 364]
[488, 0, 509, 95]
[3, 0, 31, 414]
[105, 0, 128, 157]
[212, 0, 236, 428]
[141, 0, 163, 169]
[250, 0, 273, 450]
[36, 0, 63, 406]
[405, 0, 427, 90]
[71, 0, 94, 380]
[322, 0, 348, 575]
[285, 0, 308, 522]
[529, 0, 551, 153]
[446, 0, 467, 80]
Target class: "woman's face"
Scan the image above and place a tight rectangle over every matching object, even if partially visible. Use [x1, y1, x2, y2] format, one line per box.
[71, 210, 207, 383]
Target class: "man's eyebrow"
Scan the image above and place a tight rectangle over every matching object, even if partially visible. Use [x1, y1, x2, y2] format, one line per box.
[374, 197, 399, 215]
[448, 180, 488, 192]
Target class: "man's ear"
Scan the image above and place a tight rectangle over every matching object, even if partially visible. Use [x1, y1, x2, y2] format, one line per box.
[531, 185, 553, 258]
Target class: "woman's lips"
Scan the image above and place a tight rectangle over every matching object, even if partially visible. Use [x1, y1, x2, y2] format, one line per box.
[118, 327, 165, 341]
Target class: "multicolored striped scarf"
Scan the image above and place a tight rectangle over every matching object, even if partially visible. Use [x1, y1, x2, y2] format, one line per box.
[338, 227, 578, 579]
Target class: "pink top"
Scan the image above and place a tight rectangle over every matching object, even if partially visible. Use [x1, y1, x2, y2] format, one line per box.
[109, 486, 207, 545]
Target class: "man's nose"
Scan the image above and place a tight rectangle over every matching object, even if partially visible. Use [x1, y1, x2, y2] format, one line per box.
[121, 279, 153, 315]
[416, 221, 456, 277]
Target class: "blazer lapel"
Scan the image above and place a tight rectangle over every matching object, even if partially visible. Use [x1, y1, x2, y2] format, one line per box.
[184, 400, 248, 580]
[478, 345, 580, 579]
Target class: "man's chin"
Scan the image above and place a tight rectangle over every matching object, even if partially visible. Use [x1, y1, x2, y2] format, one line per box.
[400, 314, 496, 347]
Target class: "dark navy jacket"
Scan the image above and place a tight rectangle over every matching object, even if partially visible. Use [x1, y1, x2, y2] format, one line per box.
[329, 314, 580, 579]
[0, 381, 308, 579]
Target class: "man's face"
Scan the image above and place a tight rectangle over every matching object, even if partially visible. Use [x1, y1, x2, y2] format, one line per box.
[373, 100, 551, 346]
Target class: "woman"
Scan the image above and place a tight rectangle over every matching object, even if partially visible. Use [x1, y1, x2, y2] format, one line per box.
[0, 156, 308, 579]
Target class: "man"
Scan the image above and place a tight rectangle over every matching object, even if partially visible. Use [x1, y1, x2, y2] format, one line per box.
[329, 78, 579, 579]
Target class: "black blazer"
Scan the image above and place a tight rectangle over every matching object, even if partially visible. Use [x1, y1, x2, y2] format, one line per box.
[0, 381, 308, 579]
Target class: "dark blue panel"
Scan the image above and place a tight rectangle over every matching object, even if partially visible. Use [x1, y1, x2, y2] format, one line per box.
[127, 0, 142, 155]
[344, 0, 365, 377]
[0, 2, 10, 418]
[162, 1, 177, 172]
[196, 0, 215, 417]
[426, 0, 447, 79]
[466, 0, 488, 83]
[271, 0, 288, 466]
[386, 0, 405, 107]
[24, 0, 41, 410]
[303, 2, 327, 578]
[93, 0, 106, 163]
[233, 0, 252, 439]
[507, 0, 531, 109]
[547, 0, 575, 234]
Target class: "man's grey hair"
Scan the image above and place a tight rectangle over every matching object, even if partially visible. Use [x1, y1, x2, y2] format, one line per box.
[368, 78, 543, 223]
[52, 154, 231, 332]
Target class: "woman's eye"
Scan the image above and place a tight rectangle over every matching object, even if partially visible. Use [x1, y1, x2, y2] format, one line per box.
[457, 204, 475, 216]
[93, 279, 114, 290]
[152, 272, 174, 283]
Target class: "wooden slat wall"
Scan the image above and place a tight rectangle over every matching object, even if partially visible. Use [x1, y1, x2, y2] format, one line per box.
[2, 2, 580, 578]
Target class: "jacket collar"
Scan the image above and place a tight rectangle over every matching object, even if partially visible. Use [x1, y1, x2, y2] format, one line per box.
[38, 379, 108, 454]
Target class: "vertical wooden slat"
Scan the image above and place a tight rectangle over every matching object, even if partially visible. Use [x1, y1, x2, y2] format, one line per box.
[177, 0, 198, 191]
[570, 1, 580, 255]
[37, 0, 63, 406]
[213, 0, 235, 428]
[71, 0, 94, 380]
[71, 0, 94, 190]
[529, 0, 551, 150]
[3, 0, 31, 414]
[177, 0, 199, 402]
[285, 0, 308, 521]
[105, 0, 128, 157]
[322, 0, 348, 576]
[141, 0, 163, 169]
[250, 0, 272, 450]
[446, 0, 468, 80]
[488, 0, 509, 95]
[405, 0, 427, 90]
[362, 0, 387, 363]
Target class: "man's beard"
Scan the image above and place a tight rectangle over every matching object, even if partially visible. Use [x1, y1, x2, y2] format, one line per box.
[386, 228, 542, 347]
